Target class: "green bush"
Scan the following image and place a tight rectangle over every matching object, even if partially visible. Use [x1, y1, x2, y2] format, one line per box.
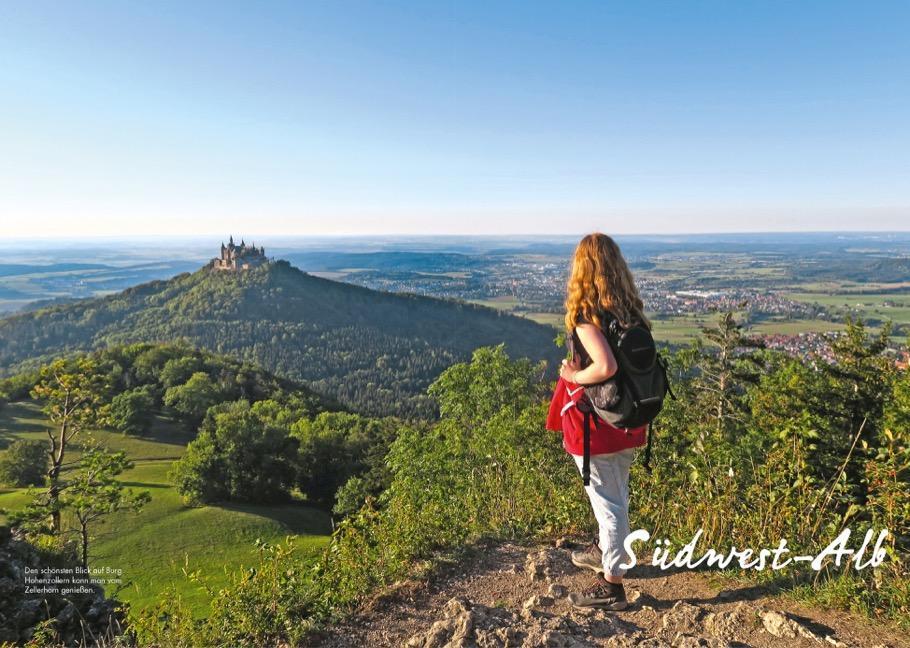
[0, 439, 48, 487]
[170, 400, 298, 505]
[109, 385, 156, 435]
[292, 412, 398, 510]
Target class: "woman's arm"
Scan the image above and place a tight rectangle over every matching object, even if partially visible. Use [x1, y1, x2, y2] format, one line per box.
[559, 323, 618, 384]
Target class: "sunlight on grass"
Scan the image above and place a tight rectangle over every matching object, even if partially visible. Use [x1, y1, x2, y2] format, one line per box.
[0, 402, 332, 618]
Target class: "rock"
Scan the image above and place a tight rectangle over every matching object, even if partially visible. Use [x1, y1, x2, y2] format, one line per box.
[15, 599, 43, 628]
[478, 625, 521, 646]
[672, 635, 732, 648]
[521, 595, 554, 620]
[444, 597, 472, 619]
[555, 537, 572, 549]
[523, 627, 594, 647]
[570, 606, 607, 620]
[408, 599, 516, 648]
[410, 594, 614, 648]
[525, 550, 554, 582]
[759, 609, 798, 638]
[604, 631, 673, 647]
[605, 634, 640, 647]
[0, 576, 18, 598]
[704, 602, 751, 639]
[547, 583, 568, 599]
[661, 601, 704, 635]
[55, 602, 76, 626]
[451, 612, 475, 644]
[758, 608, 823, 641]
[0, 536, 123, 645]
[523, 595, 554, 610]
[406, 612, 475, 648]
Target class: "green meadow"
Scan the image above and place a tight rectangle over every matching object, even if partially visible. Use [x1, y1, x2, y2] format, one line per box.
[519, 299, 905, 346]
[469, 295, 522, 310]
[787, 292, 910, 322]
[0, 401, 332, 617]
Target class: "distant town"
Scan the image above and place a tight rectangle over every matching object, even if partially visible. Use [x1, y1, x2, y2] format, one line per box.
[1, 234, 908, 364]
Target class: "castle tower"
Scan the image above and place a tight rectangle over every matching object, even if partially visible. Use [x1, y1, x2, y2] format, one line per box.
[212, 236, 267, 271]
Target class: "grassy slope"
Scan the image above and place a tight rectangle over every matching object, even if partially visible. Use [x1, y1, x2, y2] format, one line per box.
[0, 401, 331, 617]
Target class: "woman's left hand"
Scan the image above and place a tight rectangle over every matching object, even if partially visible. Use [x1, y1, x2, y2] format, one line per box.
[559, 354, 582, 383]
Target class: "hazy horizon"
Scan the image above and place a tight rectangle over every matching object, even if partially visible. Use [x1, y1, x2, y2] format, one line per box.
[2, 230, 910, 247]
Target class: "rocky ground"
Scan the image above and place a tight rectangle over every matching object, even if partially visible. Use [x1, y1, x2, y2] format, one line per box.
[0, 526, 124, 646]
[314, 540, 908, 648]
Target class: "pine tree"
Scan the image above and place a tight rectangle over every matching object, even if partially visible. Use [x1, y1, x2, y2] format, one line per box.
[693, 311, 765, 442]
[29, 358, 111, 532]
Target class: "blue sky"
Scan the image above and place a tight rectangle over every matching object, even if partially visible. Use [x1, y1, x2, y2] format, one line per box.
[1, 1, 908, 237]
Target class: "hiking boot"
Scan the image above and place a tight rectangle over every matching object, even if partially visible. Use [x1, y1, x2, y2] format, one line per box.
[570, 541, 604, 574]
[567, 576, 628, 610]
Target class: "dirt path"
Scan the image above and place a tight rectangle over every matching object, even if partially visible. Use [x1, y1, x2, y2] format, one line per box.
[314, 539, 907, 648]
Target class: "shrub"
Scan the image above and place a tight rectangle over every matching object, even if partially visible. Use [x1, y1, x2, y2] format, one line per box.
[164, 372, 224, 427]
[109, 385, 156, 435]
[0, 440, 47, 487]
[292, 412, 398, 510]
[170, 400, 298, 505]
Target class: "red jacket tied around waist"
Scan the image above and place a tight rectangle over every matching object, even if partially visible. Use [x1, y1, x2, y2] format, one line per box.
[546, 376, 647, 456]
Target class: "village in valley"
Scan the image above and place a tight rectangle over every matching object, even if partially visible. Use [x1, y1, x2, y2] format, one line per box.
[1, 234, 908, 365]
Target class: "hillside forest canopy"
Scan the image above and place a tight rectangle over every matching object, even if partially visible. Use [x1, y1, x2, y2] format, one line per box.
[0, 260, 563, 418]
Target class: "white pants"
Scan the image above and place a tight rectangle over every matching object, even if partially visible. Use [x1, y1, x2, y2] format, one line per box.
[572, 448, 636, 578]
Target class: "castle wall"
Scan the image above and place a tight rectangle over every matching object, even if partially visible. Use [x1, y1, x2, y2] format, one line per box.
[211, 239, 267, 271]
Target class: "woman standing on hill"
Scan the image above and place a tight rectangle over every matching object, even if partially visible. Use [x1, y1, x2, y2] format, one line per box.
[546, 233, 649, 610]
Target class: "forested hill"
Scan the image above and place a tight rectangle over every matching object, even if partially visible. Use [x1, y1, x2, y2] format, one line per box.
[0, 260, 561, 417]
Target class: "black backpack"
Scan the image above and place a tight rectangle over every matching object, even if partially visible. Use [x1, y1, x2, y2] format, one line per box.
[569, 312, 674, 484]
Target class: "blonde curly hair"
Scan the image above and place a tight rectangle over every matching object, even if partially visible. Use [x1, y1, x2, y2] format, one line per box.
[564, 233, 649, 331]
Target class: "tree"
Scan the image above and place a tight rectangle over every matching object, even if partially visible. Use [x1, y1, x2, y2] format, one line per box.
[693, 312, 765, 441]
[885, 366, 910, 435]
[332, 475, 371, 519]
[132, 345, 184, 384]
[159, 356, 204, 389]
[751, 320, 895, 514]
[60, 445, 150, 568]
[292, 412, 399, 511]
[0, 440, 47, 487]
[428, 345, 547, 428]
[109, 386, 156, 435]
[292, 420, 351, 509]
[30, 357, 111, 532]
[815, 318, 895, 506]
[171, 400, 298, 505]
[164, 372, 223, 427]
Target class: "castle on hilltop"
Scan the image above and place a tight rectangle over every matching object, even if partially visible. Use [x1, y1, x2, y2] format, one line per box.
[211, 236, 268, 271]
